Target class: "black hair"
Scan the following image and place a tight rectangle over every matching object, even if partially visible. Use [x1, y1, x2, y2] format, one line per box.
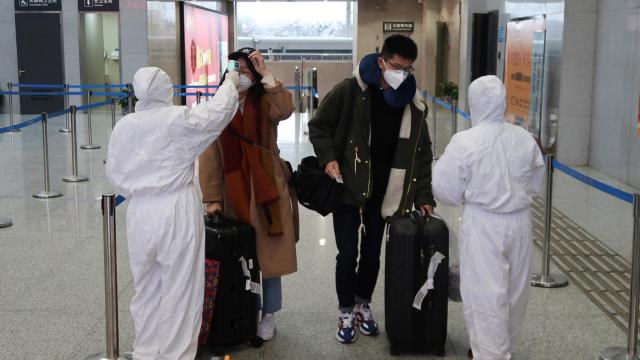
[219, 47, 265, 104]
[381, 34, 418, 61]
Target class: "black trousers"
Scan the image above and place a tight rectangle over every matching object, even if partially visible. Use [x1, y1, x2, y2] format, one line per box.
[333, 201, 386, 311]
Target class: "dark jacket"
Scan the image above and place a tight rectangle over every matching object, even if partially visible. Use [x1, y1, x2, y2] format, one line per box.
[308, 67, 436, 218]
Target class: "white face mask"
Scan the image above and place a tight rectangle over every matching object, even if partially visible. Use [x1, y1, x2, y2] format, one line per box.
[237, 74, 254, 92]
[383, 61, 408, 90]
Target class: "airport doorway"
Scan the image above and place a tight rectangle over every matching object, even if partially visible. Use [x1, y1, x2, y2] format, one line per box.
[435, 22, 449, 97]
[15, 12, 65, 114]
[471, 11, 499, 82]
[79, 12, 121, 103]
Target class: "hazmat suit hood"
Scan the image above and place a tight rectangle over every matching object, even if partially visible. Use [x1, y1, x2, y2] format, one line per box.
[132, 67, 174, 112]
[468, 75, 506, 127]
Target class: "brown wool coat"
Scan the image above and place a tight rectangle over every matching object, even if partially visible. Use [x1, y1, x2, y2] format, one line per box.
[199, 79, 298, 278]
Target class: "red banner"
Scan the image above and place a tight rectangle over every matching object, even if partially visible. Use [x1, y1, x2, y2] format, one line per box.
[183, 5, 228, 107]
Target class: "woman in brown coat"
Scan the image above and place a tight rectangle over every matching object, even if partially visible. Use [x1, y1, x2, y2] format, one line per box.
[199, 48, 298, 341]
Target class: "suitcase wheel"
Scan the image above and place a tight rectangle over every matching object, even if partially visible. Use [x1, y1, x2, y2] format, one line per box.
[211, 346, 224, 356]
[251, 336, 264, 348]
[389, 345, 400, 356]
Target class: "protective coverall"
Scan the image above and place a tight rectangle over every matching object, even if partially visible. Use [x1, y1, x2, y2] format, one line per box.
[432, 75, 545, 360]
[106, 67, 239, 359]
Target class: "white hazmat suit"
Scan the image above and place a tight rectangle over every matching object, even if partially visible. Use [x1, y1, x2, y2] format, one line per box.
[432, 76, 545, 360]
[106, 67, 239, 360]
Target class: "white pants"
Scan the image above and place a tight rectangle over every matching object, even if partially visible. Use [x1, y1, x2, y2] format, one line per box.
[126, 185, 204, 360]
[459, 205, 533, 360]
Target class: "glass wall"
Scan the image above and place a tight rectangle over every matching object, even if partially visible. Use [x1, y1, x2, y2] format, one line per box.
[236, 1, 355, 55]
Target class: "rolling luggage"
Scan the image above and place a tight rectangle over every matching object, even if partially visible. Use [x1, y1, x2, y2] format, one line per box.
[384, 212, 449, 356]
[201, 215, 263, 353]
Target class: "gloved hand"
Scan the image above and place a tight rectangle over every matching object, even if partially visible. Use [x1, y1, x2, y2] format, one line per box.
[226, 71, 240, 88]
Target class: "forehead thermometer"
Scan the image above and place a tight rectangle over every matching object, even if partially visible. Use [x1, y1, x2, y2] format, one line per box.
[227, 60, 239, 72]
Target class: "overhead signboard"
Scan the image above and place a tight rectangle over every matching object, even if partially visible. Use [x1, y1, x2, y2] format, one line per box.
[78, 0, 119, 12]
[14, 0, 61, 11]
[383, 22, 414, 33]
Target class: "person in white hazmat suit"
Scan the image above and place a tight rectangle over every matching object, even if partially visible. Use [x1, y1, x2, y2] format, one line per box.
[432, 75, 545, 360]
[106, 66, 240, 359]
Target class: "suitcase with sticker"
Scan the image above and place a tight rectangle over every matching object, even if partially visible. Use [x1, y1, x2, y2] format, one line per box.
[384, 212, 449, 356]
[201, 214, 263, 353]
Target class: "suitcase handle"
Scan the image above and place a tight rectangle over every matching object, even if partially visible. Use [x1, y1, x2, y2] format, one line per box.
[410, 210, 426, 222]
[204, 213, 223, 225]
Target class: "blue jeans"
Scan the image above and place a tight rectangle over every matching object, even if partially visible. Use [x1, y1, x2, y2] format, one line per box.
[260, 276, 282, 314]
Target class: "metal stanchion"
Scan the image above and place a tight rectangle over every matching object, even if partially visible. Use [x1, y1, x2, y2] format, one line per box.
[531, 155, 569, 288]
[312, 68, 318, 110]
[310, 67, 318, 119]
[81, 91, 101, 150]
[599, 193, 640, 360]
[294, 66, 303, 113]
[60, 84, 71, 133]
[111, 98, 117, 129]
[63, 106, 89, 183]
[33, 113, 63, 199]
[196, 91, 202, 105]
[7, 82, 20, 133]
[127, 84, 134, 114]
[450, 103, 458, 136]
[0, 218, 12, 228]
[85, 194, 129, 360]
[431, 96, 438, 159]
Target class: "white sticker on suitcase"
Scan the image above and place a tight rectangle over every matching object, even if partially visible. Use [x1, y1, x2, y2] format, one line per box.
[412, 251, 446, 310]
[250, 282, 261, 295]
[239, 257, 251, 278]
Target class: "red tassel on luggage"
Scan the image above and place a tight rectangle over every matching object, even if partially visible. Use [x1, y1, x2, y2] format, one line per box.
[199, 259, 220, 344]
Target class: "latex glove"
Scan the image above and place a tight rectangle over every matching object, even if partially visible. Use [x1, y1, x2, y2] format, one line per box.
[226, 71, 240, 88]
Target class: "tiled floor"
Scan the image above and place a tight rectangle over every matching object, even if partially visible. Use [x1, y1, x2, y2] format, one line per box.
[0, 107, 635, 359]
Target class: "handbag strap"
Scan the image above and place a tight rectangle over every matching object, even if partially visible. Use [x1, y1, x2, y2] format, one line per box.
[227, 127, 281, 158]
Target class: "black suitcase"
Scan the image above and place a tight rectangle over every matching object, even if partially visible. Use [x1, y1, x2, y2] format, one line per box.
[384, 212, 449, 356]
[203, 215, 263, 353]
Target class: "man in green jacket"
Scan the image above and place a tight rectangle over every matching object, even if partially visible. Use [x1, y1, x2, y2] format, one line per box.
[308, 35, 436, 344]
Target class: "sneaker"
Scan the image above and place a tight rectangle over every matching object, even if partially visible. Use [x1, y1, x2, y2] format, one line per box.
[354, 303, 379, 336]
[335, 311, 357, 344]
[257, 313, 276, 341]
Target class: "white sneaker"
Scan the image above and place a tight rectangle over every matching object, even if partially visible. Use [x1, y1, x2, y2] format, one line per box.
[354, 303, 379, 336]
[257, 313, 276, 341]
[335, 311, 357, 344]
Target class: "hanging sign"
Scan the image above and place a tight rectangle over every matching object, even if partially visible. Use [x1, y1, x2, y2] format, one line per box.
[383, 22, 414, 33]
[78, 0, 119, 12]
[14, 0, 61, 11]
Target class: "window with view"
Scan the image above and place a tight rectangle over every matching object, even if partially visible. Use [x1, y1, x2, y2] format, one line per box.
[236, 1, 355, 57]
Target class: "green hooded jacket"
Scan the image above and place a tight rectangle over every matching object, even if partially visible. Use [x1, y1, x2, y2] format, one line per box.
[308, 68, 436, 218]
